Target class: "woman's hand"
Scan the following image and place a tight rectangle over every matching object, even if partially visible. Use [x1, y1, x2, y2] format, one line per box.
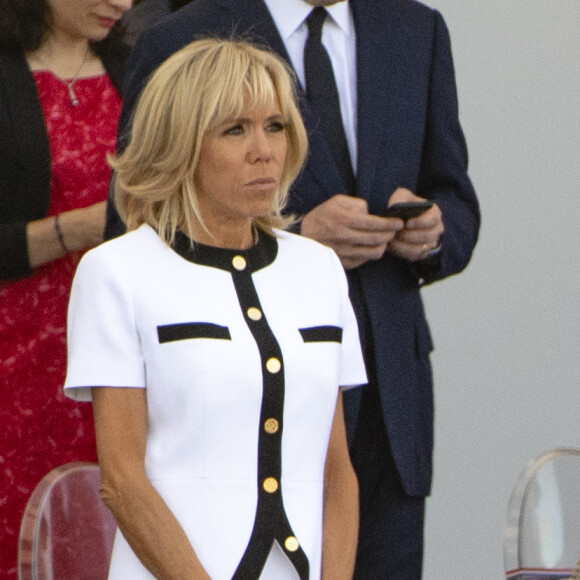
[58, 201, 107, 251]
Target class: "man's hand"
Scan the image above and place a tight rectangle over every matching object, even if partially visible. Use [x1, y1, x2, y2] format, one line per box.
[300, 194, 403, 270]
[387, 187, 445, 261]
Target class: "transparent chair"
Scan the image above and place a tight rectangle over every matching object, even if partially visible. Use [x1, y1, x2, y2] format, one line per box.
[504, 448, 580, 580]
[18, 461, 117, 580]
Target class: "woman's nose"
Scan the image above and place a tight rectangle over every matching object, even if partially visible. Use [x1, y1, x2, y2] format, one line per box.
[109, 0, 133, 14]
[249, 130, 273, 162]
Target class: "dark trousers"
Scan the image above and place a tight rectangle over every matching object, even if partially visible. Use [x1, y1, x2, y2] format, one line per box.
[349, 377, 425, 579]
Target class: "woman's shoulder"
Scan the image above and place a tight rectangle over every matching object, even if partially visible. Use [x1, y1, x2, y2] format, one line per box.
[275, 228, 323, 249]
[79, 225, 163, 270]
[274, 229, 339, 261]
[273, 229, 345, 280]
[102, 223, 161, 250]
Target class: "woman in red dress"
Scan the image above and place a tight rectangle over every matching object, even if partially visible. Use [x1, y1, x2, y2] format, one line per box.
[0, 0, 132, 575]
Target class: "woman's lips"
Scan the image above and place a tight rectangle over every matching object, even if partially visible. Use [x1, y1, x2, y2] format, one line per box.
[98, 16, 118, 29]
[247, 178, 277, 190]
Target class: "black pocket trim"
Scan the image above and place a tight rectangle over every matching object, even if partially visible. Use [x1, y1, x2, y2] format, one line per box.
[157, 322, 231, 344]
[299, 326, 343, 344]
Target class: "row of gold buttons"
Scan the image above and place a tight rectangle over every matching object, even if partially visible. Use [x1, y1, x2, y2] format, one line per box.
[231, 253, 301, 560]
[244, 308, 281, 376]
[246, 307, 281, 435]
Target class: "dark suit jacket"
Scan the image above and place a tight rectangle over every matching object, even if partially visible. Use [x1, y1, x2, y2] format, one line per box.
[0, 47, 128, 281]
[108, 0, 480, 497]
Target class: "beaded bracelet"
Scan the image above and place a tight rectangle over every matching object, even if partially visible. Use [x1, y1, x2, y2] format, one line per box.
[54, 214, 70, 254]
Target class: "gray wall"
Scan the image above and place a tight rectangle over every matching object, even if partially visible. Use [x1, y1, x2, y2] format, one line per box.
[416, 2, 580, 578]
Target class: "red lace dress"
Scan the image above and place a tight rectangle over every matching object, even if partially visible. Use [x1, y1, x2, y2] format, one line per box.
[0, 71, 121, 577]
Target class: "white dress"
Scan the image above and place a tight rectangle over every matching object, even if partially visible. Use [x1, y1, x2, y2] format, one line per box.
[64, 225, 366, 579]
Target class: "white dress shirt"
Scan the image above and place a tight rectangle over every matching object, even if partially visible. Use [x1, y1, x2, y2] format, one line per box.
[264, 0, 358, 174]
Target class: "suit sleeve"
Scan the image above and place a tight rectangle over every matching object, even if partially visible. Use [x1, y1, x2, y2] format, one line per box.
[415, 10, 480, 283]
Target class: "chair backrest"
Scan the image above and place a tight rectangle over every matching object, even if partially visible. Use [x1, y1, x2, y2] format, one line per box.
[504, 448, 580, 580]
[18, 461, 117, 580]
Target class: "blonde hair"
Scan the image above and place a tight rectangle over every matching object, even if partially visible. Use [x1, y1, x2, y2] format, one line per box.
[110, 38, 308, 244]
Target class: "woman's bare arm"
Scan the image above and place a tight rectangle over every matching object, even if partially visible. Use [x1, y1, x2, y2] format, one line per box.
[321, 392, 359, 579]
[92, 386, 211, 580]
[26, 201, 106, 269]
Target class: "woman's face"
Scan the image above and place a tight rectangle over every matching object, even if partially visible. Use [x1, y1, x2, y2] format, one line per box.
[195, 100, 288, 236]
[47, 0, 132, 42]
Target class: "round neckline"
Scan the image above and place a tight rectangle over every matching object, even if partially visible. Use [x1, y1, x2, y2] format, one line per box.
[31, 69, 107, 83]
[171, 229, 278, 273]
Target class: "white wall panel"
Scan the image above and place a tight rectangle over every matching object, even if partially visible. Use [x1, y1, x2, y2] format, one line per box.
[415, 2, 580, 577]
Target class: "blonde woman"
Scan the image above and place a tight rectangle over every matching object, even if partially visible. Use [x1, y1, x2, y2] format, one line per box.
[65, 39, 366, 579]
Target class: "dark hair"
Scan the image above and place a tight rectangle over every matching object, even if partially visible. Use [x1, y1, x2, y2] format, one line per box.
[0, 0, 127, 55]
[0, 0, 48, 53]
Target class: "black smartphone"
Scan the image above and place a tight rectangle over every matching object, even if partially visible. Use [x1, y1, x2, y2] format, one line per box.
[380, 201, 433, 220]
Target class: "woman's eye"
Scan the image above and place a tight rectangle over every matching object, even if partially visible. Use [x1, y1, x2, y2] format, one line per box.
[267, 121, 285, 133]
[224, 124, 244, 136]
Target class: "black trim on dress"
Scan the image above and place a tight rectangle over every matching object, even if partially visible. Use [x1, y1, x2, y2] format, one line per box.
[157, 322, 231, 343]
[299, 325, 343, 344]
[168, 230, 309, 578]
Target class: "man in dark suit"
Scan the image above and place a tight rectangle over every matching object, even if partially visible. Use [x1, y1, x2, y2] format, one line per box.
[108, 0, 480, 577]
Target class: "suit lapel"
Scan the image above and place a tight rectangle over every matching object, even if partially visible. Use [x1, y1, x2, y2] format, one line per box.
[353, 0, 402, 209]
[215, 0, 290, 62]
[353, 0, 434, 212]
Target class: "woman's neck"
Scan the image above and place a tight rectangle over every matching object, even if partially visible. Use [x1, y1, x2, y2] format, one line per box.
[26, 36, 101, 79]
[188, 220, 257, 251]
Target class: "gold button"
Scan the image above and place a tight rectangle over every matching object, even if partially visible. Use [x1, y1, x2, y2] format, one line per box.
[247, 307, 262, 321]
[263, 477, 278, 493]
[285, 536, 299, 552]
[232, 256, 246, 271]
[264, 418, 279, 434]
[266, 357, 281, 374]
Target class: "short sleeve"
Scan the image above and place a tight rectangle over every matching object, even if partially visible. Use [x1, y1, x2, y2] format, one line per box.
[64, 247, 146, 401]
[328, 248, 367, 390]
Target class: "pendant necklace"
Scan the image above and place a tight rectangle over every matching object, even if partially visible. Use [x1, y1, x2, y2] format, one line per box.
[31, 44, 91, 107]
[65, 45, 90, 106]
